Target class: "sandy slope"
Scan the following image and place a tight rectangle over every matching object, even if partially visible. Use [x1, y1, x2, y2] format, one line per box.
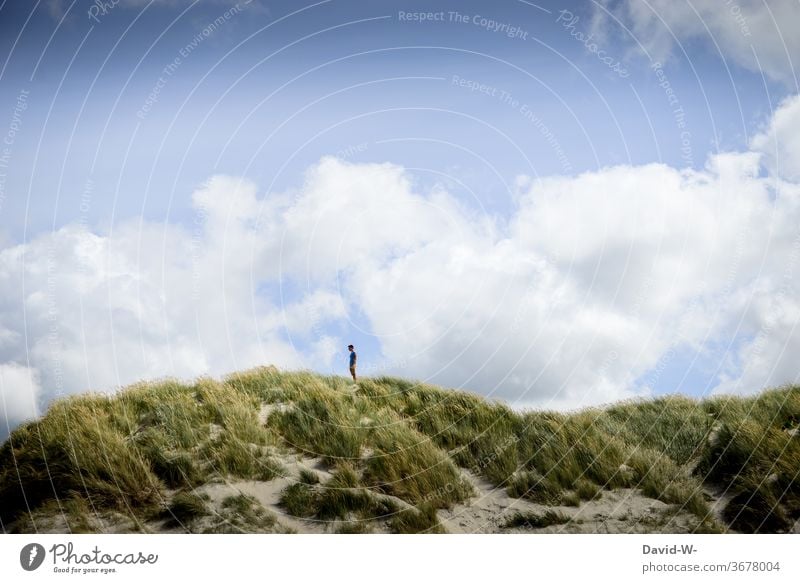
[195, 453, 335, 534]
[13, 391, 728, 534]
[189, 456, 713, 534]
[438, 469, 706, 534]
[19, 447, 719, 534]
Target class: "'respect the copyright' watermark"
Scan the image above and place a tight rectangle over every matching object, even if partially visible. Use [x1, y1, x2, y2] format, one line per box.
[398, 11, 529, 40]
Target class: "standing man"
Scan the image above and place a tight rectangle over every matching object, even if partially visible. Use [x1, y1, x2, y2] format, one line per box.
[348, 344, 357, 382]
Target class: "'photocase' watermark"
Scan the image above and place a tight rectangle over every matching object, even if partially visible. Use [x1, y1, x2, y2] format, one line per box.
[556, 10, 629, 78]
[87, 0, 121, 23]
[19, 544, 46, 572]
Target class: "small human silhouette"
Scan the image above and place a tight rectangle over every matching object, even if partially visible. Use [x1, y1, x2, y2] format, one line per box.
[348, 344, 357, 382]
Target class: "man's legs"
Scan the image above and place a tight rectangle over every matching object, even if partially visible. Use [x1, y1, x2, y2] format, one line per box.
[350, 366, 357, 382]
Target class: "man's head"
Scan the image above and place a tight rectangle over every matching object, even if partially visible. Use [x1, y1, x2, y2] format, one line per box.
[348, 344, 354, 351]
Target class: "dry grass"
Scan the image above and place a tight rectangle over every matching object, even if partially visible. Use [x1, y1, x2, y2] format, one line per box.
[1, 367, 798, 533]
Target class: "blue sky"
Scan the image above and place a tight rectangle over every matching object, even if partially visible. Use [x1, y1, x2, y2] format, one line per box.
[1, 0, 800, 439]
[0, 0, 782, 235]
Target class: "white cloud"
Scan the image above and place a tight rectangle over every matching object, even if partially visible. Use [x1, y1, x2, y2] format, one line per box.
[275, 157, 457, 281]
[594, 0, 800, 84]
[2, 96, 800, 436]
[751, 94, 800, 181]
[0, 176, 305, 420]
[342, 149, 798, 408]
[280, 289, 347, 338]
[713, 274, 800, 396]
[0, 363, 41, 441]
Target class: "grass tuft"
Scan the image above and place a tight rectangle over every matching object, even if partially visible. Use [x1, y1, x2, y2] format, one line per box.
[388, 503, 445, 534]
[506, 471, 562, 504]
[279, 483, 318, 518]
[502, 510, 571, 529]
[164, 492, 209, 528]
[299, 468, 321, 485]
[202, 494, 281, 533]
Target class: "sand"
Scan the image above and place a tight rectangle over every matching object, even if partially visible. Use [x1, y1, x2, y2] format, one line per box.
[437, 469, 707, 534]
[20, 449, 721, 534]
[196, 453, 334, 533]
[187, 458, 715, 534]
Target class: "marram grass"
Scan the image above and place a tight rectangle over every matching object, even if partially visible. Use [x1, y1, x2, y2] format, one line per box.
[1, 367, 798, 533]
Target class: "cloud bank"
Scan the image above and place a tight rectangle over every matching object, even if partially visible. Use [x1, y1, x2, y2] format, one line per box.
[2, 96, 800, 440]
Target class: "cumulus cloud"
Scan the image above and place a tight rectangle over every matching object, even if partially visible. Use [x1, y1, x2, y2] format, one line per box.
[751, 94, 800, 181]
[0, 175, 308, 432]
[0, 364, 41, 442]
[342, 148, 799, 408]
[2, 96, 800, 436]
[594, 0, 800, 84]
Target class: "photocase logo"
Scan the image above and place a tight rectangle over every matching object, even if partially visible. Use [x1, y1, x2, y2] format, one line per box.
[20, 543, 46, 571]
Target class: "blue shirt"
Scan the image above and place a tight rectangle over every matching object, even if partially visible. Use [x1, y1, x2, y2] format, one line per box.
[349, 351, 356, 366]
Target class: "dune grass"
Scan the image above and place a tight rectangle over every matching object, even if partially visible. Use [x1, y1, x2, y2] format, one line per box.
[163, 491, 210, 528]
[388, 503, 445, 534]
[502, 510, 571, 530]
[201, 494, 284, 534]
[1, 367, 798, 533]
[280, 465, 401, 522]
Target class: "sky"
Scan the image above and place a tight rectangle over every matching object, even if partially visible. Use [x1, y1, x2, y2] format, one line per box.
[1, 0, 800, 440]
